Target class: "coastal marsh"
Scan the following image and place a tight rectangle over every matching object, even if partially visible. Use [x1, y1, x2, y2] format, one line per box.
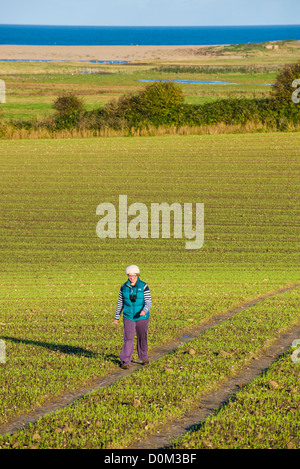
[1, 40, 299, 121]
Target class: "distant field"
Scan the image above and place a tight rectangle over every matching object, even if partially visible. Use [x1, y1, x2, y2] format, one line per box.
[1, 39, 299, 121]
[0, 132, 299, 448]
[0, 68, 275, 121]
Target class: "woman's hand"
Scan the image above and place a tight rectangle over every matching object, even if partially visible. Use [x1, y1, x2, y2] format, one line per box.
[140, 310, 146, 316]
[114, 319, 119, 325]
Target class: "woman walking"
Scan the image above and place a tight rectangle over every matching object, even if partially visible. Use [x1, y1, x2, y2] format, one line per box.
[114, 265, 151, 369]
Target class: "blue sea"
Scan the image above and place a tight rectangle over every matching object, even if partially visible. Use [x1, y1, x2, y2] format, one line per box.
[0, 24, 300, 46]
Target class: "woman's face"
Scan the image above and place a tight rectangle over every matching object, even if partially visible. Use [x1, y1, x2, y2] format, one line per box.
[128, 274, 138, 285]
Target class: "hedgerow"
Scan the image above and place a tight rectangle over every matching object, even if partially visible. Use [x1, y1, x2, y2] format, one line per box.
[1, 63, 300, 137]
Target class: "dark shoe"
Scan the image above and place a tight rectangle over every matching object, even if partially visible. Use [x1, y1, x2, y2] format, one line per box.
[120, 362, 129, 369]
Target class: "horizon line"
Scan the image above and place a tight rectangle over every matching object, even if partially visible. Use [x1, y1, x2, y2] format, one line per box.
[1, 23, 300, 28]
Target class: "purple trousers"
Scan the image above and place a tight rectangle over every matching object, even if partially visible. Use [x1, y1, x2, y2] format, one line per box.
[120, 317, 149, 365]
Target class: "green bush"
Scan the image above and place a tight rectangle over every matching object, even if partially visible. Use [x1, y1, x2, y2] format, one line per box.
[178, 98, 273, 127]
[102, 81, 184, 128]
[52, 93, 85, 130]
[137, 81, 184, 125]
[270, 62, 300, 108]
[52, 93, 84, 118]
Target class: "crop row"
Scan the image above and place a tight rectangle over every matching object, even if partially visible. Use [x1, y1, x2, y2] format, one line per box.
[0, 133, 299, 427]
[0, 287, 299, 449]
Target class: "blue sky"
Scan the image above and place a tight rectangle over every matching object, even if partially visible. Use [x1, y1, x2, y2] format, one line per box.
[1, 0, 299, 26]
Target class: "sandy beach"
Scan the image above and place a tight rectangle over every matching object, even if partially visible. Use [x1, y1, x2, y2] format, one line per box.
[0, 44, 219, 62]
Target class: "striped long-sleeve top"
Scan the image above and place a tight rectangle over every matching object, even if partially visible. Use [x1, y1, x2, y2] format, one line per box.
[115, 283, 152, 321]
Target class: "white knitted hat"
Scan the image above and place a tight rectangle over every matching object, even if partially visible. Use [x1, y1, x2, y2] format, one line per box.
[126, 265, 140, 275]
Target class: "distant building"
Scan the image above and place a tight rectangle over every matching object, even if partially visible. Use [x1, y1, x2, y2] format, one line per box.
[264, 44, 279, 50]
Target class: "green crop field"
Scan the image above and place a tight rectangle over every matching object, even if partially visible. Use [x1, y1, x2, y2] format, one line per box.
[171, 334, 300, 449]
[0, 131, 299, 449]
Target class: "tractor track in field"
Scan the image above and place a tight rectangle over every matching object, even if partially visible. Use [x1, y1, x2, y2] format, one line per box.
[0, 282, 299, 441]
[130, 318, 300, 449]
